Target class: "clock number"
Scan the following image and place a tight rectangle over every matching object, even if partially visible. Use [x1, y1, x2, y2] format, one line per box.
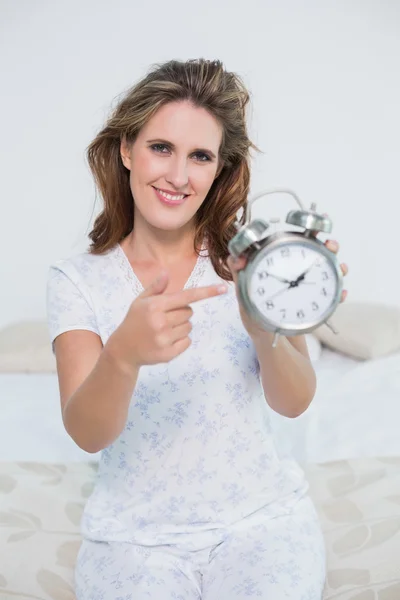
[281, 247, 290, 258]
[258, 271, 268, 280]
[312, 301, 319, 311]
[257, 287, 266, 296]
[297, 309, 305, 319]
[266, 301, 274, 310]
[322, 271, 329, 281]
[280, 309, 286, 319]
[266, 257, 274, 267]
[321, 287, 328, 296]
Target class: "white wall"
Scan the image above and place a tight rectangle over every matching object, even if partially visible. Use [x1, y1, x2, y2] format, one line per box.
[1, 0, 399, 330]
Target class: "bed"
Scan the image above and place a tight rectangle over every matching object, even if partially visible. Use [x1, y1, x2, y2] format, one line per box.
[1, 346, 400, 599]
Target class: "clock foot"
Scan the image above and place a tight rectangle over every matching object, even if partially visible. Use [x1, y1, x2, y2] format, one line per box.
[325, 320, 339, 335]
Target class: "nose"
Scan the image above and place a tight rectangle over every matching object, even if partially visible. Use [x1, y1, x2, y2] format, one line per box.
[165, 156, 189, 191]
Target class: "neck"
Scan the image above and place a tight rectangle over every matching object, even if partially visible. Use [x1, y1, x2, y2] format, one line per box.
[123, 216, 199, 266]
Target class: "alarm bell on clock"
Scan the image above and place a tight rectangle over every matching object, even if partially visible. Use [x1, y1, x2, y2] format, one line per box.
[228, 189, 343, 347]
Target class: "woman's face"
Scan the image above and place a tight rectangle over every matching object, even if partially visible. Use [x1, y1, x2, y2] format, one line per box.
[120, 100, 223, 233]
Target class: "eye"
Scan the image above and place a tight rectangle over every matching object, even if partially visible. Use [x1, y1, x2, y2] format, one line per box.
[150, 144, 212, 162]
[150, 143, 170, 154]
[192, 152, 212, 162]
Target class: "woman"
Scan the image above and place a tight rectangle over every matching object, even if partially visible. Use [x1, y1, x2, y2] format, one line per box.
[47, 58, 348, 599]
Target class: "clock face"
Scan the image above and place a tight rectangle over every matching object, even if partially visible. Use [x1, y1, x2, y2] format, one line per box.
[247, 240, 339, 331]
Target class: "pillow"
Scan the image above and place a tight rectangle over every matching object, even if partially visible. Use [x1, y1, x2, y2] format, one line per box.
[313, 302, 400, 360]
[305, 334, 322, 362]
[0, 321, 56, 373]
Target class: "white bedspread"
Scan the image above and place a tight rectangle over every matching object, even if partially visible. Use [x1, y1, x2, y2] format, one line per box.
[0, 373, 97, 462]
[0, 348, 399, 464]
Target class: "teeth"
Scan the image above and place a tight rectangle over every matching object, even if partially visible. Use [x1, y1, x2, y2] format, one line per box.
[156, 188, 186, 201]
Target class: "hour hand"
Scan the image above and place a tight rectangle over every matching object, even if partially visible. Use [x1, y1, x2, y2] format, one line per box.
[293, 259, 319, 285]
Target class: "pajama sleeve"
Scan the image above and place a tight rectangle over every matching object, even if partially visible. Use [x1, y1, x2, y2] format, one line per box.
[46, 261, 100, 350]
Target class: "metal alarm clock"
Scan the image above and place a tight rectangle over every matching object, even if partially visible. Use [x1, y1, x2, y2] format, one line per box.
[228, 188, 343, 347]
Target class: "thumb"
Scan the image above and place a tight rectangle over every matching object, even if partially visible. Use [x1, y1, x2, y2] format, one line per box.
[139, 271, 169, 298]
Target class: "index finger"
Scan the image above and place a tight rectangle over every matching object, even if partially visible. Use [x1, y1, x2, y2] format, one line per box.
[163, 283, 228, 311]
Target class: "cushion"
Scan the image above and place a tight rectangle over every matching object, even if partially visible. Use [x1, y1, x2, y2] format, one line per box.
[0, 321, 56, 373]
[314, 302, 400, 360]
[1, 458, 400, 599]
[0, 321, 323, 373]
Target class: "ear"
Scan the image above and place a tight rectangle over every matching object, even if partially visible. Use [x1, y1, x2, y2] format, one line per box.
[120, 137, 132, 171]
[215, 160, 224, 179]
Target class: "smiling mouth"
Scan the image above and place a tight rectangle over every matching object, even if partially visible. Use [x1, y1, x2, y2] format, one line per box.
[152, 186, 189, 205]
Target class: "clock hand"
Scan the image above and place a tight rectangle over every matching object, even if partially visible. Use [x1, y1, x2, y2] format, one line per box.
[264, 279, 317, 305]
[264, 272, 291, 284]
[263, 261, 319, 288]
[262, 266, 318, 291]
[265, 285, 291, 302]
[292, 258, 320, 286]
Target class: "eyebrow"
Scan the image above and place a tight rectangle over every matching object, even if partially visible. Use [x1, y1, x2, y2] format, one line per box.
[146, 138, 217, 160]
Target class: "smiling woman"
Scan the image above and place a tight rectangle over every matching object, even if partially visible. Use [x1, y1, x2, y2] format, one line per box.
[47, 58, 330, 600]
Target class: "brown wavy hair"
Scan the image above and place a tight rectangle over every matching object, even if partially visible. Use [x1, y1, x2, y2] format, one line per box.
[87, 58, 260, 281]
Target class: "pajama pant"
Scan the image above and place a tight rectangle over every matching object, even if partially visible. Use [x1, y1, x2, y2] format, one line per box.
[75, 496, 326, 600]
